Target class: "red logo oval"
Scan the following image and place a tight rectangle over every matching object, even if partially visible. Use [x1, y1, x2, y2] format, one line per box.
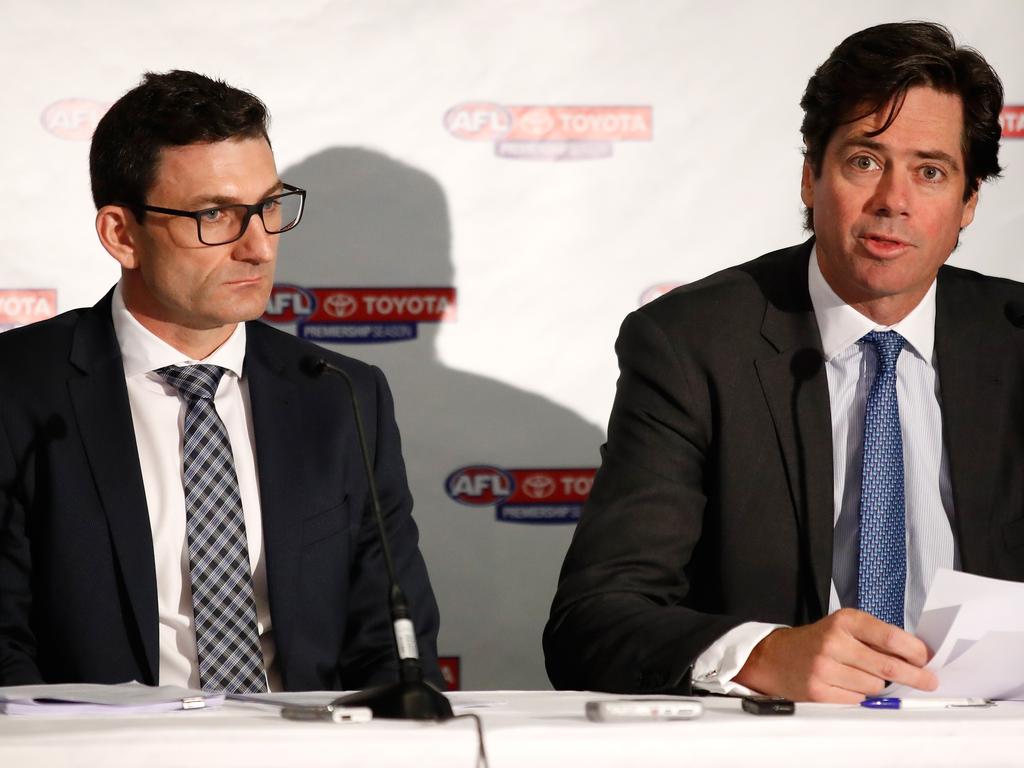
[264, 284, 315, 322]
[639, 282, 684, 307]
[41, 99, 110, 141]
[444, 102, 512, 141]
[445, 465, 514, 505]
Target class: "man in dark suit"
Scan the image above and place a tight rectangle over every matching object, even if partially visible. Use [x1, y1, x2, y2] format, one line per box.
[0, 71, 441, 692]
[545, 22, 1024, 702]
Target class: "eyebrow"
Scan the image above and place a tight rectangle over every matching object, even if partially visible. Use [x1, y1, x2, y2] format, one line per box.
[184, 180, 285, 209]
[840, 137, 962, 171]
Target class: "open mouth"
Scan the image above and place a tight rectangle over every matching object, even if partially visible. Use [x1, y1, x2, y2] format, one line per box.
[859, 233, 912, 256]
[863, 233, 908, 246]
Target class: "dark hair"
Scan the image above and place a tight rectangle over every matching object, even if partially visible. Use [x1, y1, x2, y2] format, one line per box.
[89, 70, 270, 219]
[800, 22, 1003, 230]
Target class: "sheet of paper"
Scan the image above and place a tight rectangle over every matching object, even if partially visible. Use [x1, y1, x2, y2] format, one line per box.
[926, 631, 1024, 699]
[0, 681, 224, 715]
[914, 604, 960, 655]
[883, 570, 1024, 700]
[229, 691, 341, 708]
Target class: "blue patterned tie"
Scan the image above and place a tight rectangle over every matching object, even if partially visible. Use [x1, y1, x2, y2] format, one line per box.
[856, 331, 906, 628]
[158, 364, 267, 693]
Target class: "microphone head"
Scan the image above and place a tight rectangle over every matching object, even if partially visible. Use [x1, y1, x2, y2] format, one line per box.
[300, 355, 328, 378]
[1005, 301, 1024, 329]
[790, 348, 823, 381]
[44, 414, 68, 440]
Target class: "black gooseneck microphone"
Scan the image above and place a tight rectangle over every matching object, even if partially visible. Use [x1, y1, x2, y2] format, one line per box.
[303, 356, 453, 721]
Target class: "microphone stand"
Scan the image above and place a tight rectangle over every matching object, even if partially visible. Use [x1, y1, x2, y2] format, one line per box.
[308, 357, 453, 720]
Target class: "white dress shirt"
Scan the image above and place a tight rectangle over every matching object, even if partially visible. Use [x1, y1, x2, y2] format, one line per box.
[692, 247, 957, 694]
[111, 283, 279, 690]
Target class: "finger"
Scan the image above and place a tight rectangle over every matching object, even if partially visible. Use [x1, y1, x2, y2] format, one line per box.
[816, 656, 888, 697]
[841, 642, 938, 691]
[805, 675, 864, 704]
[845, 610, 931, 667]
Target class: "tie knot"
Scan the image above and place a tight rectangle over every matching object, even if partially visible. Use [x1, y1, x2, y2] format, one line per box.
[861, 330, 905, 371]
[158, 364, 226, 401]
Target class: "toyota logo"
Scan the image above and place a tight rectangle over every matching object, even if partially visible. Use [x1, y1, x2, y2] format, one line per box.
[323, 293, 358, 318]
[518, 108, 556, 137]
[522, 474, 556, 499]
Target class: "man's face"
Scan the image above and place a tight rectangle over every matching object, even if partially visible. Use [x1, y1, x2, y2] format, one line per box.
[801, 86, 978, 323]
[123, 137, 280, 336]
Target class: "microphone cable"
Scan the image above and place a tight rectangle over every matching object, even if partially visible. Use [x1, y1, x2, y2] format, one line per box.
[448, 712, 489, 768]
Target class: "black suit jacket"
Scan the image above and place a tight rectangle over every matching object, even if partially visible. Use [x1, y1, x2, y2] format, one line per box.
[544, 240, 1024, 694]
[0, 290, 442, 690]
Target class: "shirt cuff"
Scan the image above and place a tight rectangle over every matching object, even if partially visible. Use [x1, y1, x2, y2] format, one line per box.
[691, 621, 787, 695]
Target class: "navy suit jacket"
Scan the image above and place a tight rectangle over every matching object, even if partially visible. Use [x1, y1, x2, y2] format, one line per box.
[545, 240, 1024, 694]
[0, 289, 442, 690]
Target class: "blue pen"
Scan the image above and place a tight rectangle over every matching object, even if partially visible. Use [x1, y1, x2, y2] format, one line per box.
[861, 697, 992, 710]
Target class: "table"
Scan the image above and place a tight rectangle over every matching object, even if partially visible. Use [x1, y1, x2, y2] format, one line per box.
[2, 690, 1022, 767]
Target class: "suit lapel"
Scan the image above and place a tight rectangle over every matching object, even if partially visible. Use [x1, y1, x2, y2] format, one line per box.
[752, 243, 834, 620]
[934, 272, 1003, 574]
[243, 325, 305, 678]
[67, 292, 158, 684]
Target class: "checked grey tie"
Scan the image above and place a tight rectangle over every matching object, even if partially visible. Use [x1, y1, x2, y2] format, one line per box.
[159, 364, 267, 693]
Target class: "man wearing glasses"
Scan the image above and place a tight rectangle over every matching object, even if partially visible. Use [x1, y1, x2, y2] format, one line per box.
[0, 71, 442, 693]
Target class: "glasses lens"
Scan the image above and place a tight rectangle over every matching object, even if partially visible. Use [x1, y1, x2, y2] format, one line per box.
[194, 191, 304, 245]
[261, 192, 303, 234]
[198, 205, 248, 245]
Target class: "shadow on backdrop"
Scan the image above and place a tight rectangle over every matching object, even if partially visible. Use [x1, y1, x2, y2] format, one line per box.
[276, 148, 604, 689]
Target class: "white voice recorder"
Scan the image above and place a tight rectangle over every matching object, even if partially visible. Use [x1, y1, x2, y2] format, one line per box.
[585, 698, 704, 722]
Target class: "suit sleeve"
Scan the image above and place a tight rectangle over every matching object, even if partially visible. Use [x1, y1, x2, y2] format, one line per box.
[0, 400, 43, 685]
[337, 365, 443, 689]
[544, 309, 744, 693]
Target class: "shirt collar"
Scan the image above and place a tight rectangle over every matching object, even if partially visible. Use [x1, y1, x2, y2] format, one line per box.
[807, 244, 935, 364]
[111, 281, 247, 379]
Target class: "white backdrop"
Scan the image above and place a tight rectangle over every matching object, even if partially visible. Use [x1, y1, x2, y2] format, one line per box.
[2, 0, 1022, 690]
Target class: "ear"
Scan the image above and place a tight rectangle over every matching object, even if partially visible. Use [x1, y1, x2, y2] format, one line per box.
[960, 187, 979, 230]
[800, 158, 815, 208]
[96, 205, 141, 269]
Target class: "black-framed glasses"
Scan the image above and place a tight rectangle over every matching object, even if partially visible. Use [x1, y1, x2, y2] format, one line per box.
[140, 183, 306, 246]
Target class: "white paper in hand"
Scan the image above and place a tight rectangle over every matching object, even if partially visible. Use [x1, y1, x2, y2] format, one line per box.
[884, 569, 1024, 700]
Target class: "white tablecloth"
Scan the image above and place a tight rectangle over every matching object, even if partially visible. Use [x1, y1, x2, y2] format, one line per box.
[2, 690, 1022, 767]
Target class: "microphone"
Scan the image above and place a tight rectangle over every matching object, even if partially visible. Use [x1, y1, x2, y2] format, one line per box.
[1005, 301, 1024, 329]
[303, 356, 453, 721]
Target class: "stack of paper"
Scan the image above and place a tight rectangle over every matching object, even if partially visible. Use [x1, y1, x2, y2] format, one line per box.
[0, 681, 224, 715]
[885, 569, 1024, 700]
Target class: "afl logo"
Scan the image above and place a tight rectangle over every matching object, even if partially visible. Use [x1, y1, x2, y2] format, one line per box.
[446, 466, 514, 506]
[444, 102, 512, 141]
[323, 293, 359, 319]
[639, 282, 684, 307]
[264, 284, 314, 322]
[41, 99, 109, 140]
[521, 474, 556, 499]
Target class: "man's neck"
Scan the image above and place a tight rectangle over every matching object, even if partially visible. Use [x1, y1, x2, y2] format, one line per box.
[118, 277, 238, 360]
[125, 307, 235, 361]
[816, 256, 930, 327]
[844, 293, 925, 327]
